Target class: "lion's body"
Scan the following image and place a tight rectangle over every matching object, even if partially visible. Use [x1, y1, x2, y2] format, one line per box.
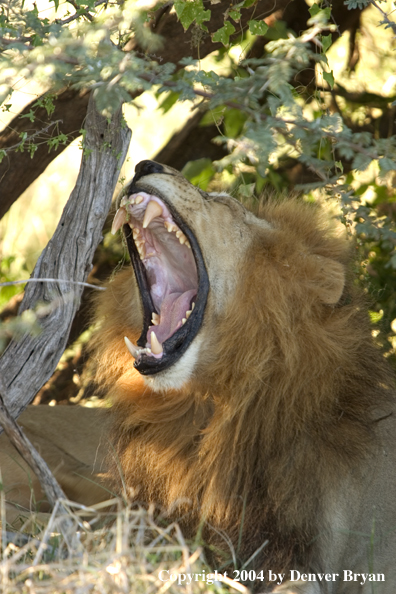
[1, 163, 396, 592]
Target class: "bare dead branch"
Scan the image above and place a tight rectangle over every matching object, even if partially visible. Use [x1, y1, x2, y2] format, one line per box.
[0, 384, 66, 506]
[0, 92, 131, 423]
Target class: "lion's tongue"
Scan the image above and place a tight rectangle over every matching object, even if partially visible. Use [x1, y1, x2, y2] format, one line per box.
[147, 290, 197, 346]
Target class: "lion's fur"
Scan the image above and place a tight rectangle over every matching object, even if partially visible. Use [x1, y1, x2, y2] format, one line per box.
[2, 165, 396, 591]
[89, 189, 395, 580]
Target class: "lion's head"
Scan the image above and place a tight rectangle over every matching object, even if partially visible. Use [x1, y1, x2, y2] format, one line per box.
[91, 160, 396, 590]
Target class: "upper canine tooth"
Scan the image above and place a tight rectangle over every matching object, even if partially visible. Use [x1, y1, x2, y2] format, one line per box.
[150, 331, 163, 355]
[111, 207, 127, 235]
[124, 336, 140, 359]
[135, 195, 144, 205]
[143, 201, 163, 229]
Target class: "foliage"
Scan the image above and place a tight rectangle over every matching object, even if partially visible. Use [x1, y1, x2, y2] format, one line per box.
[1, 0, 396, 356]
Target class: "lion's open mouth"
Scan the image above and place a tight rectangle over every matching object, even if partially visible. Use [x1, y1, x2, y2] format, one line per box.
[111, 189, 208, 376]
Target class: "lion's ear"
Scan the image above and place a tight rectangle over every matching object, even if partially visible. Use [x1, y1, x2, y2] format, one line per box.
[310, 255, 345, 305]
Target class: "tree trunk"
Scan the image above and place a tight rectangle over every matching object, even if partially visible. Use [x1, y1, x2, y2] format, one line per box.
[0, 92, 131, 423]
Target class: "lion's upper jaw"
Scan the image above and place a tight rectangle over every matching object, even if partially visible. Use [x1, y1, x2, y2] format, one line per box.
[113, 162, 271, 392]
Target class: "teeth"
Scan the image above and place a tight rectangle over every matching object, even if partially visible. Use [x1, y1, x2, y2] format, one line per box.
[124, 336, 140, 359]
[135, 195, 144, 205]
[164, 221, 178, 233]
[192, 302, 195, 310]
[182, 318, 187, 325]
[143, 200, 163, 229]
[150, 331, 163, 355]
[111, 207, 127, 235]
[185, 240, 191, 249]
[151, 312, 160, 326]
[175, 230, 188, 245]
[186, 309, 192, 318]
[132, 228, 140, 239]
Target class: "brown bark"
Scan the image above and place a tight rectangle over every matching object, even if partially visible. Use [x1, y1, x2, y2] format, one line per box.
[0, 93, 131, 422]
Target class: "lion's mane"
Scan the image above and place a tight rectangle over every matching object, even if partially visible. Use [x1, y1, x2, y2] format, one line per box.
[90, 199, 394, 573]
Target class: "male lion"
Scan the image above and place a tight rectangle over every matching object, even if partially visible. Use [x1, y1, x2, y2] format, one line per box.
[1, 160, 396, 593]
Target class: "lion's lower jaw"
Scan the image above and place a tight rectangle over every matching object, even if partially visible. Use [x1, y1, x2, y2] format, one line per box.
[143, 335, 204, 391]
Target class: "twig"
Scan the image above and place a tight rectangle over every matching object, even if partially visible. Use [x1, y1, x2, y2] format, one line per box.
[0, 379, 66, 507]
[0, 278, 106, 290]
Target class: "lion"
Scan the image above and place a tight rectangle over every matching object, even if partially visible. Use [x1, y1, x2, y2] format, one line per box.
[1, 159, 396, 593]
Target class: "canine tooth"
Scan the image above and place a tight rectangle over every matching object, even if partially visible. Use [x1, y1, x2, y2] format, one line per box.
[152, 312, 160, 325]
[150, 331, 163, 355]
[124, 336, 140, 359]
[186, 309, 192, 318]
[135, 195, 144, 205]
[143, 200, 163, 229]
[111, 207, 127, 235]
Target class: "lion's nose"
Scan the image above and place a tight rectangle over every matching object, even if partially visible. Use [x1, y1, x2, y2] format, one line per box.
[134, 160, 164, 178]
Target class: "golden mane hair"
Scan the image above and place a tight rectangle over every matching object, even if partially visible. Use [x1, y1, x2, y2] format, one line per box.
[90, 197, 394, 574]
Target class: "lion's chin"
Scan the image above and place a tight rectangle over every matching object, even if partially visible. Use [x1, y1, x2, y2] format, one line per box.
[112, 187, 209, 377]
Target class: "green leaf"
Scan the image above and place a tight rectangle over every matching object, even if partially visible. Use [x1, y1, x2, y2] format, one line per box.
[224, 108, 247, 138]
[158, 91, 180, 114]
[308, 4, 321, 17]
[174, 0, 211, 31]
[323, 70, 334, 89]
[321, 34, 332, 53]
[229, 8, 241, 22]
[212, 21, 236, 46]
[248, 20, 269, 36]
[181, 158, 215, 190]
[20, 109, 35, 123]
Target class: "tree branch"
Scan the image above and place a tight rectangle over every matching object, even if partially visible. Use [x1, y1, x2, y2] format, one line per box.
[0, 92, 131, 422]
[0, 0, 290, 219]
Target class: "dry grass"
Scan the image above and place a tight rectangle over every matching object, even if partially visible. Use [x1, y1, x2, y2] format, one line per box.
[0, 499, 247, 594]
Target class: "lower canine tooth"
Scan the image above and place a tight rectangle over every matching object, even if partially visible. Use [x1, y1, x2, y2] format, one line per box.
[150, 331, 163, 355]
[111, 207, 127, 235]
[124, 336, 140, 359]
